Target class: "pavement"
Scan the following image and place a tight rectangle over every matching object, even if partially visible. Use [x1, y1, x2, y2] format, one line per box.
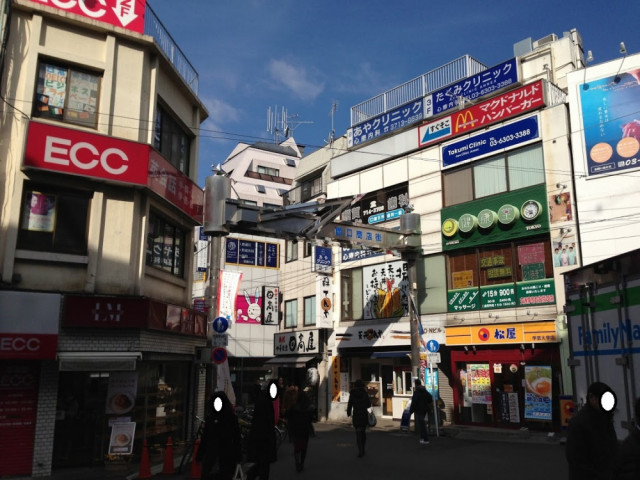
[9, 418, 566, 480]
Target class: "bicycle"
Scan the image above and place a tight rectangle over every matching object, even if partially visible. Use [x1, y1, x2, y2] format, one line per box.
[178, 415, 205, 473]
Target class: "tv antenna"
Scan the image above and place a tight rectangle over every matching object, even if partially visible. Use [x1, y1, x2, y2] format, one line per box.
[267, 105, 313, 143]
[325, 101, 338, 146]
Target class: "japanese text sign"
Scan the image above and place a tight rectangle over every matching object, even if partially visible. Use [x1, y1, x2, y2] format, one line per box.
[348, 100, 423, 147]
[274, 329, 319, 355]
[445, 321, 558, 346]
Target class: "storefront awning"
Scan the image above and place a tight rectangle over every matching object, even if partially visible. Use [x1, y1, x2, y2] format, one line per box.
[57, 352, 142, 372]
[264, 355, 317, 368]
[370, 351, 410, 358]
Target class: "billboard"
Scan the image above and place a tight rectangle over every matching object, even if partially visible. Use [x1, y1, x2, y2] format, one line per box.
[578, 68, 640, 176]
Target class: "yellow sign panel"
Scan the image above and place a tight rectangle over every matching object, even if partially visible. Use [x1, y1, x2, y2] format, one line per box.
[452, 270, 474, 289]
[445, 321, 557, 346]
[331, 356, 341, 402]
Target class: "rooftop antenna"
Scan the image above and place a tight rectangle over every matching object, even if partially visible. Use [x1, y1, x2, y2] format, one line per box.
[325, 101, 338, 146]
[267, 105, 313, 143]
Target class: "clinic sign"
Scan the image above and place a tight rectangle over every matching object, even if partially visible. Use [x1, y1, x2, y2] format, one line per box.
[23, 122, 203, 221]
[28, 0, 146, 33]
[418, 80, 545, 148]
[348, 100, 423, 148]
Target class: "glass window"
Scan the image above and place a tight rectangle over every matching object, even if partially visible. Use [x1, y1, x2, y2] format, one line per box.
[303, 296, 316, 326]
[153, 104, 191, 174]
[443, 168, 473, 205]
[285, 299, 298, 328]
[474, 156, 507, 199]
[340, 268, 363, 322]
[300, 175, 323, 202]
[479, 244, 514, 286]
[304, 241, 313, 258]
[508, 144, 545, 190]
[33, 60, 100, 128]
[393, 369, 413, 395]
[257, 166, 280, 176]
[286, 240, 298, 263]
[18, 184, 91, 255]
[146, 211, 186, 277]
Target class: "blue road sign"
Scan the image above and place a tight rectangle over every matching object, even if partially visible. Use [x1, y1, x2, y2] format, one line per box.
[212, 347, 227, 364]
[426, 340, 440, 353]
[212, 316, 229, 333]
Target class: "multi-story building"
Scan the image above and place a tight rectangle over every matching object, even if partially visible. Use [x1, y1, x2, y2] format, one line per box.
[322, 30, 586, 431]
[0, 1, 208, 476]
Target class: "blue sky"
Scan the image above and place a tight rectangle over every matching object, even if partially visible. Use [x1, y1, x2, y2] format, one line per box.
[146, 0, 639, 187]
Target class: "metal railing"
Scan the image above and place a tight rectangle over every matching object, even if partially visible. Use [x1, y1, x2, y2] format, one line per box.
[144, 4, 199, 95]
[350, 55, 487, 126]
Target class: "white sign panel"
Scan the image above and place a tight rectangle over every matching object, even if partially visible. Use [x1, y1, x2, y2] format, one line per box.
[316, 275, 333, 328]
[261, 286, 279, 326]
[335, 322, 410, 348]
[217, 270, 242, 323]
[274, 329, 319, 355]
[362, 261, 409, 319]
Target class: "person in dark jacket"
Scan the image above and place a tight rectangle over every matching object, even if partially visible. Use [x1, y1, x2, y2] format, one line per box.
[346, 379, 371, 458]
[286, 390, 314, 472]
[197, 391, 242, 480]
[615, 396, 640, 480]
[247, 387, 277, 480]
[409, 379, 432, 445]
[565, 382, 618, 480]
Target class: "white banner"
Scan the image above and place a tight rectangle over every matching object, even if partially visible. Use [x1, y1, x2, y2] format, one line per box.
[216, 359, 236, 405]
[217, 270, 243, 323]
[315, 275, 333, 328]
[362, 261, 409, 319]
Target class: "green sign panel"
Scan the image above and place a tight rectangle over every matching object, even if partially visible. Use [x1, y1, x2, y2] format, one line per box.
[480, 284, 517, 309]
[521, 262, 546, 281]
[516, 279, 556, 306]
[447, 287, 479, 312]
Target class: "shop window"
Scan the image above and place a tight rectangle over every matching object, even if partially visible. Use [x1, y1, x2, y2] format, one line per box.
[33, 60, 101, 129]
[443, 143, 544, 207]
[393, 369, 413, 395]
[285, 299, 298, 328]
[340, 268, 363, 322]
[17, 184, 91, 255]
[153, 104, 191, 174]
[146, 211, 186, 277]
[303, 296, 316, 326]
[285, 239, 298, 263]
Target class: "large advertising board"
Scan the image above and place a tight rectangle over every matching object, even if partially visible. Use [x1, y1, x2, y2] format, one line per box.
[578, 68, 640, 177]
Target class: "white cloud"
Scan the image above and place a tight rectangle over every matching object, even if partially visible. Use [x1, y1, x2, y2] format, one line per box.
[267, 59, 325, 102]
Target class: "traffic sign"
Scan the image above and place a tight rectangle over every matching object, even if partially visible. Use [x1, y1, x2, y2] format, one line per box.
[212, 316, 229, 333]
[426, 340, 440, 353]
[211, 334, 228, 347]
[427, 353, 441, 364]
[211, 347, 228, 364]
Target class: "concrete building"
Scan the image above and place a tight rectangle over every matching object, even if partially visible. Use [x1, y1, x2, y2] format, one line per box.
[0, 2, 207, 476]
[322, 30, 586, 431]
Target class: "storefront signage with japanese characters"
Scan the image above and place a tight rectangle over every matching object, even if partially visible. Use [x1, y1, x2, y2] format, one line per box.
[225, 238, 279, 268]
[446, 321, 558, 346]
[274, 329, 319, 355]
[341, 182, 410, 225]
[261, 286, 279, 326]
[348, 100, 423, 148]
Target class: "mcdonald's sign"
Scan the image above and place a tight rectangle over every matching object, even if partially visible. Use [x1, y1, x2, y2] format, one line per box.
[418, 79, 545, 148]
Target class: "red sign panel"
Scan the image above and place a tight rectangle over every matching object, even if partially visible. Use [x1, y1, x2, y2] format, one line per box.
[24, 122, 204, 222]
[24, 121, 148, 185]
[27, 0, 147, 34]
[0, 334, 58, 360]
[418, 80, 545, 148]
[148, 149, 204, 223]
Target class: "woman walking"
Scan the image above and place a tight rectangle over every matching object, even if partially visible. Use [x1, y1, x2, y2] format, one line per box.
[346, 379, 371, 458]
[287, 390, 314, 472]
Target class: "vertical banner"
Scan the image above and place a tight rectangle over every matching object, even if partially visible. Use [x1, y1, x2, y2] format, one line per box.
[105, 372, 137, 415]
[316, 275, 333, 328]
[261, 286, 279, 325]
[331, 356, 341, 402]
[217, 271, 242, 323]
[216, 359, 236, 405]
[524, 366, 552, 421]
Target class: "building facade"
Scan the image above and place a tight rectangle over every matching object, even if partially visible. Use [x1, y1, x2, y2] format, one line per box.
[0, 1, 207, 476]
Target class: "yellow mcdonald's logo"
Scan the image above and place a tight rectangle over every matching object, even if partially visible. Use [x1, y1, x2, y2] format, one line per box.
[454, 110, 476, 131]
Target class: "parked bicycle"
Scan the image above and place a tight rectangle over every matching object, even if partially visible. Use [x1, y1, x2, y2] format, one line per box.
[178, 414, 205, 473]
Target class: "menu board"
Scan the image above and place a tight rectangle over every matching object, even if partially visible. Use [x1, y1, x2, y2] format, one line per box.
[524, 366, 552, 421]
[469, 364, 491, 404]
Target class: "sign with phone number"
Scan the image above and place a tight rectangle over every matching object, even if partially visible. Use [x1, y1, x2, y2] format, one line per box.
[442, 115, 539, 168]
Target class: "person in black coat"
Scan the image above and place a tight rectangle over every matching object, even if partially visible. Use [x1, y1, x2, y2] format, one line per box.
[565, 382, 618, 480]
[615, 396, 640, 480]
[409, 379, 432, 444]
[346, 379, 371, 458]
[286, 390, 314, 472]
[247, 387, 277, 480]
[197, 391, 242, 480]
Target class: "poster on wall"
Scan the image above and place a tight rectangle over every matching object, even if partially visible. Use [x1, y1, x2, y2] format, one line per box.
[105, 372, 137, 416]
[362, 261, 409, 319]
[21, 191, 56, 232]
[236, 288, 262, 324]
[551, 234, 578, 267]
[468, 364, 491, 404]
[524, 366, 552, 421]
[548, 192, 572, 223]
[108, 422, 136, 455]
[580, 69, 640, 177]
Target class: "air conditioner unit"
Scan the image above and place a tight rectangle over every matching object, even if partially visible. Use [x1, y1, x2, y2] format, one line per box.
[534, 33, 558, 48]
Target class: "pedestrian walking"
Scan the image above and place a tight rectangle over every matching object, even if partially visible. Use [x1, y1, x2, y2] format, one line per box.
[287, 390, 314, 472]
[409, 379, 432, 445]
[346, 379, 371, 458]
[247, 387, 277, 480]
[197, 391, 242, 480]
[615, 396, 640, 480]
[565, 381, 618, 480]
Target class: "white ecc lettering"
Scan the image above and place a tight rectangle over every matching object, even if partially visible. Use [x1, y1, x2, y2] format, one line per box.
[44, 136, 129, 175]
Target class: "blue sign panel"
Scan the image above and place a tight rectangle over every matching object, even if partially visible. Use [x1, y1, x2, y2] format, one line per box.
[315, 246, 332, 272]
[426, 58, 518, 119]
[225, 238, 238, 264]
[348, 99, 423, 147]
[426, 340, 440, 353]
[266, 243, 279, 268]
[442, 116, 539, 168]
[341, 248, 384, 263]
[239, 240, 256, 266]
[257, 242, 265, 266]
[212, 316, 229, 333]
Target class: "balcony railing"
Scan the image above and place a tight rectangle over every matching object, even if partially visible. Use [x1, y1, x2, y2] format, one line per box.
[144, 4, 199, 95]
